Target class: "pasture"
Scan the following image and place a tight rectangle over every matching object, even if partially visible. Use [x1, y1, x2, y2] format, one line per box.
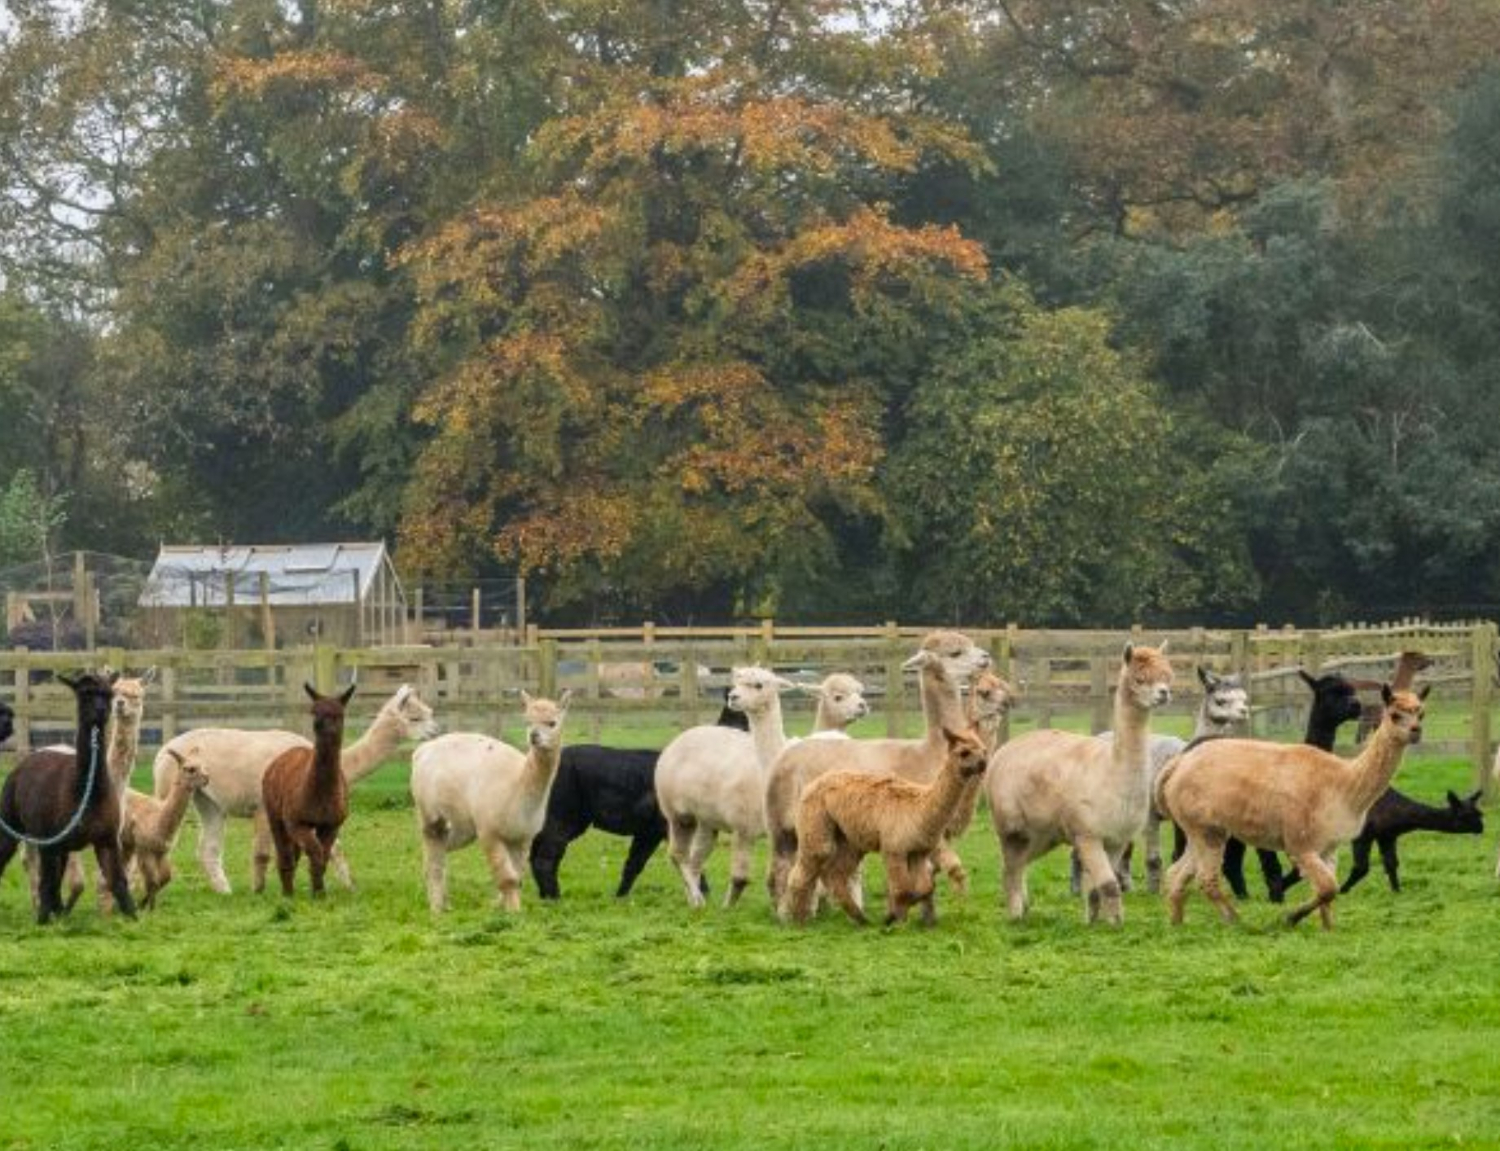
[1, 714, 1498, 1151]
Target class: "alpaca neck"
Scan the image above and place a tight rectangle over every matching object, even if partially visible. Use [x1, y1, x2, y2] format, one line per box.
[520, 742, 562, 800]
[747, 697, 789, 770]
[151, 780, 198, 842]
[107, 711, 142, 788]
[1403, 801, 1464, 834]
[1192, 706, 1238, 741]
[811, 700, 844, 734]
[1304, 711, 1344, 753]
[918, 666, 966, 748]
[307, 728, 345, 798]
[1107, 670, 1151, 792]
[341, 706, 404, 783]
[1341, 725, 1410, 817]
[74, 712, 109, 803]
[967, 707, 1003, 756]
[915, 759, 971, 844]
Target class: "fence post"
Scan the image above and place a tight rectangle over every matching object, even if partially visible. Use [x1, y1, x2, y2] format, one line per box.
[1089, 654, 1109, 734]
[515, 577, 527, 643]
[998, 623, 1018, 745]
[1230, 630, 1251, 734]
[161, 662, 178, 745]
[471, 587, 482, 646]
[313, 644, 338, 694]
[538, 637, 558, 697]
[884, 621, 903, 738]
[14, 650, 30, 753]
[1470, 622, 1496, 797]
[260, 573, 275, 651]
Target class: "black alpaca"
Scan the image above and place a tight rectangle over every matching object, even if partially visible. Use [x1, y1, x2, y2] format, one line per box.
[529, 688, 749, 900]
[0, 700, 13, 747]
[0, 671, 137, 924]
[1330, 789, 1484, 893]
[1174, 670, 1363, 901]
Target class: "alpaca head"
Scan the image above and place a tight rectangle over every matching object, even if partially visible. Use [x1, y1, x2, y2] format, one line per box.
[109, 667, 156, 725]
[1121, 644, 1173, 710]
[903, 631, 992, 684]
[800, 673, 868, 727]
[941, 726, 990, 779]
[0, 700, 12, 746]
[1298, 670, 1363, 727]
[520, 690, 572, 751]
[385, 684, 441, 742]
[1378, 684, 1428, 745]
[1196, 667, 1249, 726]
[727, 667, 796, 719]
[1443, 790, 1485, 834]
[968, 670, 1017, 723]
[164, 747, 211, 792]
[58, 670, 119, 731]
[303, 682, 357, 743]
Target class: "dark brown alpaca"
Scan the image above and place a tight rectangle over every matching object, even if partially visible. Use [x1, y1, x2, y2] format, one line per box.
[0, 672, 136, 923]
[261, 683, 356, 898]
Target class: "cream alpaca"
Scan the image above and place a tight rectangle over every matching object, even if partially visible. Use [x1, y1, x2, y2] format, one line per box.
[763, 630, 992, 903]
[152, 684, 438, 893]
[781, 726, 990, 926]
[987, 644, 1174, 925]
[411, 691, 573, 912]
[933, 670, 1017, 893]
[1158, 685, 1428, 930]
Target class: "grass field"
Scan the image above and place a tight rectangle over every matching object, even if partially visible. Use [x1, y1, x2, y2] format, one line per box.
[2, 726, 1499, 1150]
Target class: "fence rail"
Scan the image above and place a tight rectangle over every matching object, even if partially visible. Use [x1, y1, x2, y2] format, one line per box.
[2, 621, 1495, 791]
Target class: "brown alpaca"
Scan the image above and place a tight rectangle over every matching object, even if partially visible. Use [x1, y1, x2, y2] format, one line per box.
[261, 684, 356, 898]
[1159, 684, 1428, 931]
[781, 726, 990, 927]
[121, 748, 210, 910]
[932, 670, 1017, 893]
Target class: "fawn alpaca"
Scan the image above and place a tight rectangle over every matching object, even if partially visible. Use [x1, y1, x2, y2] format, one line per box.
[1159, 685, 1428, 930]
[260, 684, 357, 898]
[781, 726, 990, 927]
[122, 748, 211, 909]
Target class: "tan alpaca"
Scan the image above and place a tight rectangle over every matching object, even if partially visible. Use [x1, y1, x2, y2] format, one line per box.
[121, 748, 210, 910]
[1159, 685, 1428, 930]
[781, 726, 990, 926]
[932, 670, 1017, 892]
[987, 644, 1174, 925]
[763, 630, 992, 903]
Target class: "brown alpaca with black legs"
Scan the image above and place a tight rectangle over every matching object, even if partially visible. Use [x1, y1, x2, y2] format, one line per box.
[261, 684, 356, 898]
[0, 671, 136, 923]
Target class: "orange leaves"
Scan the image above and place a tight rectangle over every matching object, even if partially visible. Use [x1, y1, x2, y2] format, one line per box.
[496, 491, 642, 569]
[212, 51, 385, 102]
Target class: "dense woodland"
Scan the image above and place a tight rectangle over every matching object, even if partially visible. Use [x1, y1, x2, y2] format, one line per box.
[3, 0, 1500, 626]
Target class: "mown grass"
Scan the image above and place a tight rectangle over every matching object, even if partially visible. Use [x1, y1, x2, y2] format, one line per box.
[1, 735, 1498, 1150]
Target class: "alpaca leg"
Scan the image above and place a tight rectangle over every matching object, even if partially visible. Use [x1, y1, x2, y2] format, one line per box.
[328, 841, 355, 891]
[420, 827, 449, 913]
[932, 838, 968, 896]
[1076, 837, 1123, 926]
[1001, 835, 1032, 920]
[22, 844, 41, 909]
[1068, 847, 1083, 897]
[35, 851, 66, 925]
[1376, 836, 1400, 893]
[483, 838, 523, 912]
[270, 821, 299, 897]
[0, 833, 20, 896]
[63, 855, 86, 913]
[293, 827, 329, 897]
[507, 843, 530, 912]
[725, 830, 755, 908]
[881, 852, 915, 925]
[1192, 837, 1238, 924]
[1144, 810, 1164, 894]
[780, 855, 823, 925]
[823, 849, 868, 926]
[529, 827, 572, 900]
[196, 795, 233, 895]
[682, 824, 716, 910]
[907, 852, 939, 927]
[1164, 845, 1196, 925]
[94, 842, 137, 920]
[1111, 841, 1133, 893]
[667, 817, 708, 909]
[251, 809, 273, 895]
[617, 830, 661, 898]
[1339, 836, 1373, 894]
[1286, 852, 1338, 930]
[1221, 838, 1249, 899]
[142, 856, 170, 911]
[1257, 848, 1287, 903]
[1170, 821, 1187, 863]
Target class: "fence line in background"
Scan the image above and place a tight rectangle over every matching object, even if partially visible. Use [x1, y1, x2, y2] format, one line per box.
[1, 620, 1495, 793]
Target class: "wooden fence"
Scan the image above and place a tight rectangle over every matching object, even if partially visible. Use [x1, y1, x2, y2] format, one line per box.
[2, 620, 1496, 790]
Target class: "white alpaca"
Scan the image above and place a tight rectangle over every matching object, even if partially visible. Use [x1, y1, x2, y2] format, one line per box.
[152, 684, 438, 893]
[1071, 665, 1250, 894]
[410, 690, 573, 913]
[762, 630, 993, 904]
[654, 668, 867, 908]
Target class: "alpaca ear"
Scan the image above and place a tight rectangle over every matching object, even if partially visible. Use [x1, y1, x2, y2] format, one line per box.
[165, 747, 184, 766]
[941, 726, 963, 746]
[1381, 683, 1393, 705]
[1447, 790, 1463, 808]
[1197, 666, 1216, 690]
[795, 683, 823, 696]
[520, 689, 535, 707]
[1298, 669, 1317, 689]
[557, 689, 574, 710]
[304, 682, 320, 702]
[1466, 789, 1484, 805]
[774, 676, 797, 692]
[141, 667, 158, 686]
[1418, 684, 1432, 700]
[901, 651, 936, 671]
[1122, 643, 1134, 665]
[57, 672, 79, 690]
[338, 683, 357, 707]
[395, 684, 412, 705]
[1157, 638, 1170, 654]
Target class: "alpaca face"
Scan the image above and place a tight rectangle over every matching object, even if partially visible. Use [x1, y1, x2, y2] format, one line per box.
[1197, 668, 1249, 727]
[111, 675, 151, 724]
[969, 671, 1016, 722]
[1445, 790, 1485, 834]
[520, 690, 572, 750]
[390, 685, 441, 741]
[810, 674, 869, 726]
[1122, 645, 1173, 709]
[727, 667, 794, 718]
[303, 682, 356, 742]
[1302, 672, 1363, 727]
[177, 760, 211, 791]
[59, 671, 118, 731]
[943, 727, 990, 778]
[920, 630, 993, 683]
[1380, 685, 1428, 744]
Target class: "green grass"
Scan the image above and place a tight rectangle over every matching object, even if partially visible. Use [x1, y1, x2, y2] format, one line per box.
[1, 743, 1498, 1150]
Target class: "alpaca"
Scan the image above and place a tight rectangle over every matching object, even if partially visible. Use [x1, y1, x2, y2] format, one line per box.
[1159, 684, 1428, 929]
[654, 667, 800, 908]
[260, 684, 358, 898]
[0, 672, 136, 923]
[763, 630, 993, 904]
[1354, 651, 1432, 743]
[780, 726, 990, 927]
[1334, 788, 1483, 893]
[530, 674, 864, 901]
[153, 684, 438, 893]
[0, 700, 12, 746]
[411, 691, 573, 912]
[934, 669, 1018, 893]
[121, 748, 211, 909]
[987, 644, 1174, 925]
[1072, 665, 1250, 895]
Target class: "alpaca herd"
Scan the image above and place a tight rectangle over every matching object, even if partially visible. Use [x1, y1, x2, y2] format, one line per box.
[0, 634, 1493, 934]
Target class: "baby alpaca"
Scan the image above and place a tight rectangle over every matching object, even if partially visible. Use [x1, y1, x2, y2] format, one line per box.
[121, 748, 210, 909]
[781, 726, 989, 927]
